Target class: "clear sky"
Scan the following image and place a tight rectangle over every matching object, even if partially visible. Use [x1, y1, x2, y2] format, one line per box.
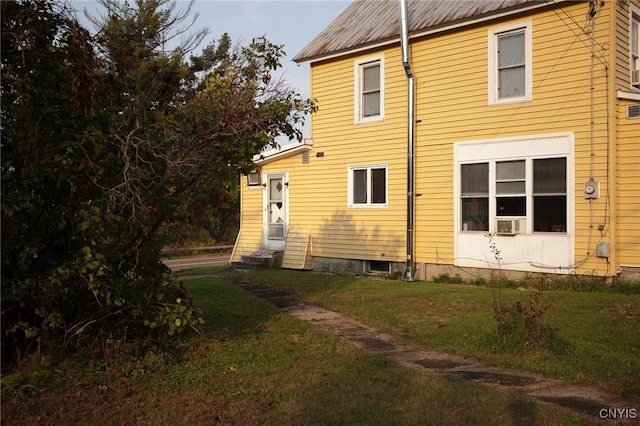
[71, 0, 353, 142]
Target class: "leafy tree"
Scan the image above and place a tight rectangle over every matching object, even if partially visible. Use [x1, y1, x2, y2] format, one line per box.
[1, 0, 316, 364]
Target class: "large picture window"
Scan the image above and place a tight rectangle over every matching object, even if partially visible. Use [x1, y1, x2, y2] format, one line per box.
[454, 134, 573, 272]
[488, 22, 532, 105]
[355, 56, 384, 123]
[460, 157, 566, 233]
[349, 164, 387, 207]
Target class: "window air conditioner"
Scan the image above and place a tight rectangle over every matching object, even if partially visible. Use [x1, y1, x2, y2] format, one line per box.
[495, 218, 525, 235]
[247, 171, 261, 186]
[632, 69, 640, 86]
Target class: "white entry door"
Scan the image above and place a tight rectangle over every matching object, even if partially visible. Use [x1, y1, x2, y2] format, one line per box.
[263, 173, 287, 250]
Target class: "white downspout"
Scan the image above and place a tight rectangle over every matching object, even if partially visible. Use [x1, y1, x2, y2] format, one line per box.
[400, 0, 416, 281]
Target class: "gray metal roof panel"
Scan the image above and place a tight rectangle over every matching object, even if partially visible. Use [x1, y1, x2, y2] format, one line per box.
[293, 0, 551, 63]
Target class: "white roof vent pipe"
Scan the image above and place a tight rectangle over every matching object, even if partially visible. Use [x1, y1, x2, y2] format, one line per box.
[400, 0, 416, 281]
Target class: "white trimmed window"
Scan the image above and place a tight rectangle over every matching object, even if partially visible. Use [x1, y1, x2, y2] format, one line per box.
[631, 8, 640, 88]
[354, 56, 384, 123]
[455, 135, 574, 273]
[460, 157, 567, 233]
[488, 21, 532, 105]
[348, 164, 387, 207]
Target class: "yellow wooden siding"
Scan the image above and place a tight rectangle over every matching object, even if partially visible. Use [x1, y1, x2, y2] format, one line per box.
[231, 179, 263, 262]
[247, 137, 406, 263]
[407, 2, 615, 274]
[307, 1, 618, 274]
[617, 99, 640, 267]
[295, 48, 408, 262]
[237, 0, 635, 276]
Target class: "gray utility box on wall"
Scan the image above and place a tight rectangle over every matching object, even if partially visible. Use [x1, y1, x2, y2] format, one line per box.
[584, 180, 600, 199]
[596, 242, 609, 258]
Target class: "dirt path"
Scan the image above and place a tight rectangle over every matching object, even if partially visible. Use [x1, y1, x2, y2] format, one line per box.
[227, 275, 638, 423]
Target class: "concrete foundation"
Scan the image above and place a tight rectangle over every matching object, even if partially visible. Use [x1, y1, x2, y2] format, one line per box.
[311, 257, 412, 277]
[309, 256, 640, 285]
[312, 257, 365, 275]
[313, 256, 640, 282]
[619, 266, 640, 282]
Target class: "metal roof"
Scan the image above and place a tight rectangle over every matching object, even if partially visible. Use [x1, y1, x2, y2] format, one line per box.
[293, 0, 555, 64]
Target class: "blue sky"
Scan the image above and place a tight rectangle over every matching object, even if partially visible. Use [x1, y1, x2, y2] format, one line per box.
[192, 1, 351, 94]
[71, 0, 353, 141]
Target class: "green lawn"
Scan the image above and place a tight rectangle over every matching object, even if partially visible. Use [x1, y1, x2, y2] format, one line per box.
[2, 269, 635, 425]
[246, 269, 640, 397]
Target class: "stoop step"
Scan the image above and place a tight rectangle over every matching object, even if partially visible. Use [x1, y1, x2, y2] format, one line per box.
[232, 250, 283, 271]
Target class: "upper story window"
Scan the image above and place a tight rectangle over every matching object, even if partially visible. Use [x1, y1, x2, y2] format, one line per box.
[355, 56, 384, 124]
[488, 21, 532, 105]
[348, 164, 387, 208]
[632, 8, 640, 88]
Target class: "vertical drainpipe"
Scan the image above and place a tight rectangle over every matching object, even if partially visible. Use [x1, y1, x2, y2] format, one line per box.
[400, 0, 415, 281]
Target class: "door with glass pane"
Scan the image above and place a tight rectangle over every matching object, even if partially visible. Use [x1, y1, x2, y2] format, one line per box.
[264, 173, 287, 249]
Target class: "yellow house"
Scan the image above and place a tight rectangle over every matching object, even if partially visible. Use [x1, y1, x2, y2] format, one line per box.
[232, 0, 640, 281]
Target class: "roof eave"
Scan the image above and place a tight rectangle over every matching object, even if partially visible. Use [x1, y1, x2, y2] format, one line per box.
[293, 0, 565, 66]
[617, 90, 640, 101]
[254, 139, 314, 166]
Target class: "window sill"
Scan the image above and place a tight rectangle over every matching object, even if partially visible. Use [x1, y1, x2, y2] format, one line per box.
[348, 204, 388, 209]
[355, 116, 384, 125]
[489, 96, 532, 106]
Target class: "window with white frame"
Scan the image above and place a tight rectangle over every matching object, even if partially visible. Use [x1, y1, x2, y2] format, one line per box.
[460, 157, 567, 233]
[461, 163, 489, 231]
[488, 21, 532, 105]
[348, 164, 387, 207]
[354, 56, 384, 123]
[632, 8, 640, 88]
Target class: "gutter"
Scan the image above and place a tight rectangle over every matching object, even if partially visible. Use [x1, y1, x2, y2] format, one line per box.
[400, 0, 415, 281]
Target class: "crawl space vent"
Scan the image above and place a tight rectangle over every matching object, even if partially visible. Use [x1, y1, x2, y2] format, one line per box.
[628, 104, 640, 119]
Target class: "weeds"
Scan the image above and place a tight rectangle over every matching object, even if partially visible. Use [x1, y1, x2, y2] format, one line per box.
[609, 279, 640, 295]
[485, 233, 561, 353]
[0, 378, 40, 400]
[492, 288, 561, 352]
[467, 273, 639, 294]
[432, 273, 463, 284]
[469, 277, 486, 286]
[379, 271, 403, 281]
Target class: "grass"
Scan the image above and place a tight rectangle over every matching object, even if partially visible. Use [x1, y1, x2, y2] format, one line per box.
[246, 269, 640, 397]
[1, 269, 635, 425]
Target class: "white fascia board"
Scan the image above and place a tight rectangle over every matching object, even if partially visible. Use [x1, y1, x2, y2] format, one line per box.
[618, 90, 640, 101]
[254, 139, 314, 166]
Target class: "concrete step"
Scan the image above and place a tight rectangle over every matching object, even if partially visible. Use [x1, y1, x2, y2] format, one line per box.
[232, 250, 284, 271]
[231, 261, 266, 271]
